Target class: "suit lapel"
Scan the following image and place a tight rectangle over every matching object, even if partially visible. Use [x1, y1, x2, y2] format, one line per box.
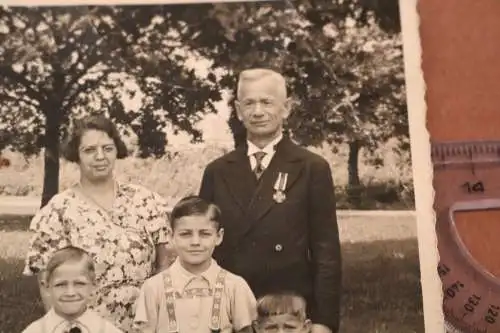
[247, 138, 304, 222]
[221, 146, 258, 213]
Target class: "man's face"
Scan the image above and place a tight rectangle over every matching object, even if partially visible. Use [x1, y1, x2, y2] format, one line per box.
[235, 78, 291, 141]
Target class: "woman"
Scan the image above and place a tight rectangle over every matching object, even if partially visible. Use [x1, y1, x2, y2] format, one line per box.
[23, 114, 175, 333]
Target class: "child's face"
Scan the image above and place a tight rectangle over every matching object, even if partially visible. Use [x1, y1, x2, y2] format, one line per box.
[46, 260, 94, 320]
[256, 314, 311, 333]
[171, 215, 223, 272]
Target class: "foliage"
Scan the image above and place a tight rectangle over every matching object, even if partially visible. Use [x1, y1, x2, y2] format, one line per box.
[0, 6, 223, 205]
[0, 1, 409, 205]
[0, 6, 222, 154]
[170, 0, 408, 172]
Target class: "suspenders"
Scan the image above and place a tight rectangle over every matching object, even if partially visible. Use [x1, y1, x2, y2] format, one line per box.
[163, 269, 227, 333]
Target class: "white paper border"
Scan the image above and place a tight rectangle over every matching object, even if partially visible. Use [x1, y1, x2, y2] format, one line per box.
[400, 0, 444, 332]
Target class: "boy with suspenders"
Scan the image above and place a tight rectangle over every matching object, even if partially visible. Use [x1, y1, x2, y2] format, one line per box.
[133, 196, 257, 333]
[21, 246, 123, 333]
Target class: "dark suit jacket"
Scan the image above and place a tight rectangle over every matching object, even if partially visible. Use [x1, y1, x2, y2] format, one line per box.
[199, 137, 341, 332]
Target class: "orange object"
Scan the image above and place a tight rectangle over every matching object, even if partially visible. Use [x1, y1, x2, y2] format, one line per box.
[420, 0, 500, 331]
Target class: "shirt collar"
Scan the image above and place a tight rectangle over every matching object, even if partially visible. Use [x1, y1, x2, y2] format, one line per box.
[169, 257, 221, 291]
[247, 133, 283, 157]
[44, 308, 99, 333]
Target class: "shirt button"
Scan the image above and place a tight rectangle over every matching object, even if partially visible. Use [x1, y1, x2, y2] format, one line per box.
[275, 244, 283, 252]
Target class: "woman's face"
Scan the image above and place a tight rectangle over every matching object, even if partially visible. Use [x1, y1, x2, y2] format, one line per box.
[78, 129, 117, 182]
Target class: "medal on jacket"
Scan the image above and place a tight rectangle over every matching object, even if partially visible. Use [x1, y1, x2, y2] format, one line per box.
[273, 172, 288, 203]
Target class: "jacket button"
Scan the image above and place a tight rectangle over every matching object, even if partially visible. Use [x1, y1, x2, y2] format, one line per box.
[275, 244, 283, 252]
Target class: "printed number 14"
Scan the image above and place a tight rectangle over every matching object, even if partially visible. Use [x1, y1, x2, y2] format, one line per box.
[462, 181, 485, 194]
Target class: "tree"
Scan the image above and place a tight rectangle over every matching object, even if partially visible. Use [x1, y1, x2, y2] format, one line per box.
[0, 5, 222, 207]
[0, 1, 408, 208]
[172, 0, 407, 192]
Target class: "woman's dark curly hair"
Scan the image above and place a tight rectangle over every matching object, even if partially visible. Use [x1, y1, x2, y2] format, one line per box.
[62, 114, 129, 163]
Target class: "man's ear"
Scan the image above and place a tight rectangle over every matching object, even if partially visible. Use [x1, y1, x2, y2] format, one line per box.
[235, 101, 243, 122]
[282, 97, 293, 119]
[216, 228, 224, 246]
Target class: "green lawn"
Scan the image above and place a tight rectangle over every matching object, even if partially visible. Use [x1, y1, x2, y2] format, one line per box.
[0, 215, 424, 333]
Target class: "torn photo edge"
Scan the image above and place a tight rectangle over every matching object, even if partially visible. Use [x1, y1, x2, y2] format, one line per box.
[400, 0, 444, 332]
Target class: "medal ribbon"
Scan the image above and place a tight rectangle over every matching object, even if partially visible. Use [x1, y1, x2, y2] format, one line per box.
[273, 172, 288, 203]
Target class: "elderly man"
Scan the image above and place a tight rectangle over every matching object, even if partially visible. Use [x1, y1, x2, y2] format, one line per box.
[199, 68, 342, 333]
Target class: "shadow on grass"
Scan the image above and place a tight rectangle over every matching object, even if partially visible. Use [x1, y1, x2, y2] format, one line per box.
[0, 257, 44, 333]
[341, 238, 424, 332]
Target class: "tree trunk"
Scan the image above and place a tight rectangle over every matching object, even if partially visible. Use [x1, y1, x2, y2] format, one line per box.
[40, 111, 61, 208]
[347, 140, 361, 207]
[348, 140, 361, 187]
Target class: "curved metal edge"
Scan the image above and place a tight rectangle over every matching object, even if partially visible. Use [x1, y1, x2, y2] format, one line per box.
[444, 320, 466, 333]
[449, 199, 500, 288]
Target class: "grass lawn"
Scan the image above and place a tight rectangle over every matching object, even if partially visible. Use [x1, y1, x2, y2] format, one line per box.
[0, 215, 424, 333]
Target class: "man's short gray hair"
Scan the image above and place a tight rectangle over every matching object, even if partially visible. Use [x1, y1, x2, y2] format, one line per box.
[237, 68, 287, 100]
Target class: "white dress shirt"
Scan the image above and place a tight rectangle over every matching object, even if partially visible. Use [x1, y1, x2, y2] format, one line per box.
[247, 133, 283, 170]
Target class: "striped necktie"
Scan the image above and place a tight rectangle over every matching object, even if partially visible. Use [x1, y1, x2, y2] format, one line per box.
[253, 151, 267, 180]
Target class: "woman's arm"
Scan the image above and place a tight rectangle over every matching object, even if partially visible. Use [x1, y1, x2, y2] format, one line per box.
[144, 189, 177, 274]
[154, 243, 176, 273]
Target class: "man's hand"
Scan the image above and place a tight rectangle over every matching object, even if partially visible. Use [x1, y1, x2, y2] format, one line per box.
[311, 323, 332, 333]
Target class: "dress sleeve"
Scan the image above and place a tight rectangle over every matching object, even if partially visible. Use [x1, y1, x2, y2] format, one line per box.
[144, 191, 171, 245]
[23, 201, 70, 276]
[230, 276, 258, 331]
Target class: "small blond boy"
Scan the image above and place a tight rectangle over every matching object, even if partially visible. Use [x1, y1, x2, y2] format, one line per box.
[22, 246, 122, 333]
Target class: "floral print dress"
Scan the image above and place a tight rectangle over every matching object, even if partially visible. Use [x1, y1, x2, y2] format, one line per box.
[23, 182, 173, 333]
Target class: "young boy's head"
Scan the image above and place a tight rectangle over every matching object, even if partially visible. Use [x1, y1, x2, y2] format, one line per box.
[44, 246, 96, 320]
[169, 196, 224, 273]
[254, 293, 311, 333]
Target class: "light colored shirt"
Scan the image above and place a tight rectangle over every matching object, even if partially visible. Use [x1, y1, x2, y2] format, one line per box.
[134, 258, 257, 333]
[247, 133, 283, 170]
[21, 308, 123, 333]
